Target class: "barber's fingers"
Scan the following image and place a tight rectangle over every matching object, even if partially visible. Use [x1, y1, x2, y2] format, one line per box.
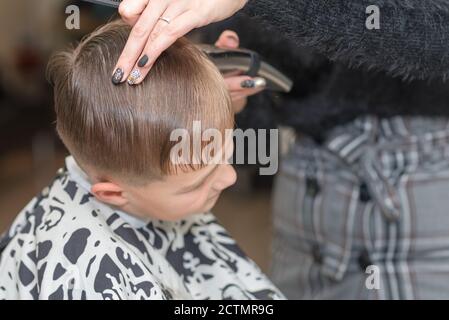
[230, 97, 248, 114]
[127, 10, 201, 85]
[225, 76, 266, 95]
[114, 0, 247, 84]
[230, 89, 264, 103]
[230, 92, 249, 102]
[118, 0, 149, 26]
[112, 0, 169, 84]
[215, 30, 239, 49]
[226, 76, 266, 113]
[125, 2, 187, 85]
[146, 0, 188, 45]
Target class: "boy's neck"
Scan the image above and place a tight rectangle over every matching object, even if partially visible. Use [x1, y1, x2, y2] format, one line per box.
[64, 155, 150, 228]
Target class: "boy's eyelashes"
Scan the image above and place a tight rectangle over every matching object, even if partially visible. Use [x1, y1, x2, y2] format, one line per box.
[176, 165, 219, 195]
[176, 182, 204, 195]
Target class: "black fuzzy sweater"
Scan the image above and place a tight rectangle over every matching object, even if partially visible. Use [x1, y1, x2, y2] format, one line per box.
[206, 0, 449, 139]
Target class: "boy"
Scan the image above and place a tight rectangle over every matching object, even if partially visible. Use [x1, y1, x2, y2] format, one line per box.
[0, 20, 283, 300]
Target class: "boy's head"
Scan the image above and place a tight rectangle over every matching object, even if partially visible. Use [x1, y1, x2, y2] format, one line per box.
[47, 20, 236, 221]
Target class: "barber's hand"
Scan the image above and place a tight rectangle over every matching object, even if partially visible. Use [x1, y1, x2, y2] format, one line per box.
[215, 30, 266, 113]
[113, 0, 248, 85]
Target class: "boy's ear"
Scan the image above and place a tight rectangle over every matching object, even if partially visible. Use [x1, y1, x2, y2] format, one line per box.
[91, 182, 128, 207]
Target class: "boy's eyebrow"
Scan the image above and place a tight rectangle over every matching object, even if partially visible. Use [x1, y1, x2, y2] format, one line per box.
[177, 165, 219, 194]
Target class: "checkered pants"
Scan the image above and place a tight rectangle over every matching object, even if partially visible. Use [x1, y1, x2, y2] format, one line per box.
[271, 116, 449, 299]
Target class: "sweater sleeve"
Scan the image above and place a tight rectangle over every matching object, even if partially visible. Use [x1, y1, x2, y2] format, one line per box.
[243, 0, 449, 81]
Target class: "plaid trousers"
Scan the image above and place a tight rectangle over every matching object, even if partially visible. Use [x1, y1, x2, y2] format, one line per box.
[272, 116, 449, 300]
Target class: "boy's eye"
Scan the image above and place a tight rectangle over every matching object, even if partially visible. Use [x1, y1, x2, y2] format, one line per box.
[177, 165, 219, 195]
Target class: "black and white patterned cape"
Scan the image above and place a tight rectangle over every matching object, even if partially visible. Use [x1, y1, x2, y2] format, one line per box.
[0, 156, 285, 300]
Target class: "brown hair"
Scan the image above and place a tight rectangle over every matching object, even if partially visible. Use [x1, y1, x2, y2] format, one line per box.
[47, 20, 233, 185]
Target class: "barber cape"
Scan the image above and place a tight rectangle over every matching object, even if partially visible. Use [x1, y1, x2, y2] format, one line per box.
[0, 156, 284, 300]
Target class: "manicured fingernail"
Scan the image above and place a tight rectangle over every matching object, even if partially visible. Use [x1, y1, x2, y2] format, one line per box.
[253, 77, 267, 88]
[127, 69, 141, 85]
[241, 79, 255, 88]
[111, 68, 124, 85]
[137, 55, 149, 68]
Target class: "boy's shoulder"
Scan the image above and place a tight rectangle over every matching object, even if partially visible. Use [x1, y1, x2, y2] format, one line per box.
[0, 167, 183, 300]
[3, 166, 107, 242]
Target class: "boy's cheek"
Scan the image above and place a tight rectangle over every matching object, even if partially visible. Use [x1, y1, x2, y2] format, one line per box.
[149, 196, 199, 219]
[168, 193, 214, 217]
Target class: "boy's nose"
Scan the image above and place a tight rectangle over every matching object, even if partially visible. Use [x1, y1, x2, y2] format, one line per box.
[213, 165, 237, 191]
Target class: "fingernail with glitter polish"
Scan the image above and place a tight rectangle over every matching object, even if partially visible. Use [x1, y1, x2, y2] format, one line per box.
[241, 79, 255, 88]
[127, 69, 141, 85]
[111, 68, 124, 85]
[137, 55, 149, 68]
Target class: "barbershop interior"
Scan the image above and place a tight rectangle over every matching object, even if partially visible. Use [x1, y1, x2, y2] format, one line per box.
[2, 0, 449, 301]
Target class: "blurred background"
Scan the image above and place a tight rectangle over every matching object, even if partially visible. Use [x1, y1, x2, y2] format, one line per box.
[0, 0, 307, 273]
